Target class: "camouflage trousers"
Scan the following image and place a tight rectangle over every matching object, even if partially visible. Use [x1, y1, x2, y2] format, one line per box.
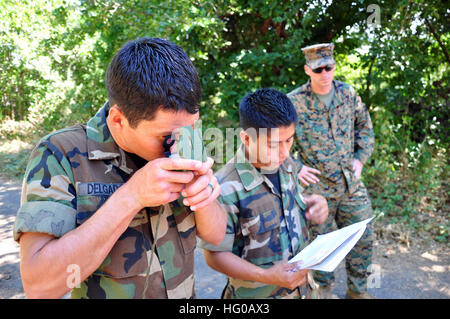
[309, 182, 374, 293]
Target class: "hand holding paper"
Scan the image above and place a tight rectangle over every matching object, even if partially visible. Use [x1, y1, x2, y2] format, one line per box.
[289, 216, 375, 272]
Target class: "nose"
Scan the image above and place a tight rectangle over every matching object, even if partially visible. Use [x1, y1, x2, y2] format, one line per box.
[279, 142, 290, 161]
[321, 73, 332, 82]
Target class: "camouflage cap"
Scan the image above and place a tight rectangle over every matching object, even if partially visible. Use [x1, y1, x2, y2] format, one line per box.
[302, 43, 335, 70]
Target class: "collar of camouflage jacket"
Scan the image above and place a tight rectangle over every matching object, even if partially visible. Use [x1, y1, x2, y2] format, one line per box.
[305, 79, 346, 110]
[234, 144, 294, 192]
[85, 102, 134, 175]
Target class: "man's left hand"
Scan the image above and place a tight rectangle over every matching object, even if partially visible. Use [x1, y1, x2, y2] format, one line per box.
[303, 194, 328, 225]
[352, 159, 364, 180]
[181, 157, 220, 211]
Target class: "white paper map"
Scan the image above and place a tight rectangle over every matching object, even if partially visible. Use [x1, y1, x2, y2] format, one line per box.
[288, 216, 375, 272]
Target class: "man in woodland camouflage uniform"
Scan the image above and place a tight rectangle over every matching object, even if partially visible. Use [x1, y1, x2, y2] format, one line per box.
[200, 88, 328, 299]
[13, 37, 226, 299]
[288, 43, 376, 299]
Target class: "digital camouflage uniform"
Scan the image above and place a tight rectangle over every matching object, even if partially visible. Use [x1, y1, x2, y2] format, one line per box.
[13, 103, 197, 299]
[288, 78, 375, 293]
[199, 146, 318, 299]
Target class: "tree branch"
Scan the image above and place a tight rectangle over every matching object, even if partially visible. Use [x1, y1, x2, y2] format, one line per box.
[424, 17, 450, 65]
[365, 56, 376, 110]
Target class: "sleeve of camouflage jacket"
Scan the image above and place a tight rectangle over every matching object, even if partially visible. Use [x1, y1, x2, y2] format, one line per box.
[353, 94, 375, 165]
[13, 140, 77, 242]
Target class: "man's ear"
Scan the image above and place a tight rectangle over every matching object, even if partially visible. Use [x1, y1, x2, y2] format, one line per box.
[239, 129, 250, 147]
[304, 65, 311, 76]
[107, 105, 127, 130]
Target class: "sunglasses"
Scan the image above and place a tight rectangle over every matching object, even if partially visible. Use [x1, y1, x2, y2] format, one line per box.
[312, 65, 334, 73]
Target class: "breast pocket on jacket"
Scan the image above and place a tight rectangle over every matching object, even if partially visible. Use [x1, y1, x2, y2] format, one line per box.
[240, 205, 282, 265]
[75, 182, 149, 278]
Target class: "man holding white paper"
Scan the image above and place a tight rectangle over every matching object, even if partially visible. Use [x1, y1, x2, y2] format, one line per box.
[199, 88, 328, 299]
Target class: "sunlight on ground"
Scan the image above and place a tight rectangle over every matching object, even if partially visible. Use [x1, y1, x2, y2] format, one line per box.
[419, 252, 449, 273]
[421, 252, 439, 262]
[0, 185, 21, 192]
[0, 241, 20, 262]
[419, 265, 448, 273]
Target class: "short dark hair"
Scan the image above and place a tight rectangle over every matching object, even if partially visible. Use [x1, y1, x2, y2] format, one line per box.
[239, 88, 298, 131]
[105, 37, 201, 128]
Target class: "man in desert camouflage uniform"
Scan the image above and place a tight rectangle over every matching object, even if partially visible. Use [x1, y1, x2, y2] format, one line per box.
[287, 43, 375, 299]
[200, 88, 328, 299]
[13, 37, 226, 299]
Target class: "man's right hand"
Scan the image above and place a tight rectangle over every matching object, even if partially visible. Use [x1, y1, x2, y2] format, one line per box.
[126, 157, 203, 209]
[297, 165, 321, 186]
[262, 262, 309, 290]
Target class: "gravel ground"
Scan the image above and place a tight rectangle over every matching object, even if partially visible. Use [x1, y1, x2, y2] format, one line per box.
[1, 176, 448, 299]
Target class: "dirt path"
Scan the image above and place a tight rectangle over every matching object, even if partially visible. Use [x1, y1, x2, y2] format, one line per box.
[1, 176, 449, 299]
[0, 176, 24, 298]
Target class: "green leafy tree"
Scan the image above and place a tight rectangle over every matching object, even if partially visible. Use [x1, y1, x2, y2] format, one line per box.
[0, 0, 448, 239]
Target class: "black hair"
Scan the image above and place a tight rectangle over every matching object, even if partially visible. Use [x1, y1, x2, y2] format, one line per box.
[105, 37, 201, 128]
[239, 88, 298, 131]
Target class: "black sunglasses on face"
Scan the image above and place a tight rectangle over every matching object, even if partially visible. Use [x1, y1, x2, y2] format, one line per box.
[312, 65, 334, 73]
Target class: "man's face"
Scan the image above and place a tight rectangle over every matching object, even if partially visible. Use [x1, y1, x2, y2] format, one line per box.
[117, 108, 199, 161]
[305, 63, 336, 90]
[243, 123, 296, 171]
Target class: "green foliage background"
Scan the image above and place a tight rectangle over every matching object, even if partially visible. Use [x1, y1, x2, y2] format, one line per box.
[1, 0, 448, 242]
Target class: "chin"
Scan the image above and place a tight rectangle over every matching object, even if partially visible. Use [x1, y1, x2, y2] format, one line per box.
[149, 153, 166, 161]
[134, 152, 163, 162]
[260, 163, 281, 173]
